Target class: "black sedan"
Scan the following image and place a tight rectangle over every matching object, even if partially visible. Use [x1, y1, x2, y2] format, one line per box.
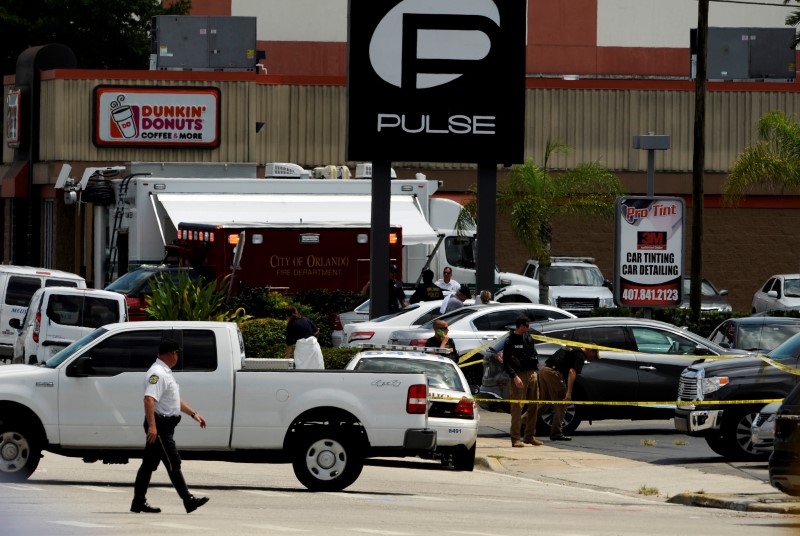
[707, 316, 800, 353]
[769, 382, 800, 497]
[475, 317, 749, 434]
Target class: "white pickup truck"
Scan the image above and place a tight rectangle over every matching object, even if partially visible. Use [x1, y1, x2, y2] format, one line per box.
[0, 322, 435, 491]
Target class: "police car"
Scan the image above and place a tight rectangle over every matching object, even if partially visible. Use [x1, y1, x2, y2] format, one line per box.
[345, 345, 479, 471]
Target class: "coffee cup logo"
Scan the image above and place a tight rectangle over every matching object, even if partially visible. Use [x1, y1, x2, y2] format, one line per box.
[109, 95, 138, 138]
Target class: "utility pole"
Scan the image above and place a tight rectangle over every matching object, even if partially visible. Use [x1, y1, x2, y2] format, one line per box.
[691, 0, 709, 323]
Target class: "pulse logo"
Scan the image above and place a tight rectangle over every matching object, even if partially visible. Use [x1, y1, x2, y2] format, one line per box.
[369, 0, 501, 90]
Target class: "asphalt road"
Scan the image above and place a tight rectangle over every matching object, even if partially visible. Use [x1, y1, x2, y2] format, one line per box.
[477, 410, 769, 483]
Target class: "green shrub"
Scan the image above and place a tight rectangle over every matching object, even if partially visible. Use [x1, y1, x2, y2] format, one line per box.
[241, 318, 287, 358]
[323, 347, 361, 369]
[145, 272, 250, 322]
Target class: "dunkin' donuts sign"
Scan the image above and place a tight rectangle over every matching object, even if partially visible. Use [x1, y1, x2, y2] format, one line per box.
[93, 86, 220, 148]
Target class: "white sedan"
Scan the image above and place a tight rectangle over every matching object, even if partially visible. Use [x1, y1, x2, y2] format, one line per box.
[343, 300, 447, 347]
[752, 274, 800, 313]
[345, 348, 479, 470]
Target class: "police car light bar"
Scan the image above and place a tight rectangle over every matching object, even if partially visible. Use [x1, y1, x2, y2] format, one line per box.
[354, 344, 452, 355]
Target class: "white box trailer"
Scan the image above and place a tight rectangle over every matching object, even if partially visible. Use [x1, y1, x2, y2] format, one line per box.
[104, 162, 530, 290]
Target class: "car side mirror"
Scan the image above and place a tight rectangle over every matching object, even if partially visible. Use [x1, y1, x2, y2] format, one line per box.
[694, 346, 713, 356]
[9, 318, 21, 329]
[719, 289, 728, 296]
[768, 290, 778, 298]
[66, 355, 94, 377]
[604, 280, 613, 290]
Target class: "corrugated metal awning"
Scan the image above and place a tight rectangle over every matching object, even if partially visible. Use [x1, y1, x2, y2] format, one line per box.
[154, 193, 439, 245]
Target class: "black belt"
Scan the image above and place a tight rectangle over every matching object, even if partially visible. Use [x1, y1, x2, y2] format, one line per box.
[155, 414, 181, 421]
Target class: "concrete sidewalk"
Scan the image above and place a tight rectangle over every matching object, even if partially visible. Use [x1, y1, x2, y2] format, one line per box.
[475, 436, 800, 515]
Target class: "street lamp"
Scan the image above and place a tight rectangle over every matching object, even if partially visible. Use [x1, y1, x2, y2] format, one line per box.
[632, 134, 671, 195]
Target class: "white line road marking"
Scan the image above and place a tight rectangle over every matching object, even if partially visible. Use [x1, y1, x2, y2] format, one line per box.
[409, 495, 451, 502]
[350, 529, 414, 535]
[447, 532, 505, 536]
[0, 484, 45, 491]
[71, 485, 125, 493]
[239, 489, 285, 497]
[49, 521, 113, 528]
[241, 524, 312, 532]
[149, 522, 211, 530]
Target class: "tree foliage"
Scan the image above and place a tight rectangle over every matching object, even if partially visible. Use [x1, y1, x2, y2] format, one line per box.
[1, 0, 191, 75]
[724, 110, 800, 206]
[459, 141, 625, 304]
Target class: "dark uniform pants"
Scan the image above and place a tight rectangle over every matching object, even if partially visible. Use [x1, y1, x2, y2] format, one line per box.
[133, 415, 191, 501]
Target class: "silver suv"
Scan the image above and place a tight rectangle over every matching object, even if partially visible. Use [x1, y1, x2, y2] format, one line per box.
[495, 257, 614, 316]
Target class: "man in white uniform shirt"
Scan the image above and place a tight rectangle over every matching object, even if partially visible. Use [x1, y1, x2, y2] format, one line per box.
[131, 339, 210, 514]
[435, 267, 461, 293]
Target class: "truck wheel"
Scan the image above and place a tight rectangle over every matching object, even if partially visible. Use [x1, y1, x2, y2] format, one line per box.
[0, 424, 41, 482]
[703, 433, 729, 457]
[452, 444, 476, 472]
[536, 405, 581, 436]
[292, 429, 364, 491]
[718, 407, 768, 461]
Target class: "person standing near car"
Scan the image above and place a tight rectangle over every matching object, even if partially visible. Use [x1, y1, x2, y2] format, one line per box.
[538, 346, 600, 441]
[131, 339, 209, 514]
[503, 316, 544, 448]
[410, 269, 444, 304]
[435, 267, 461, 294]
[285, 306, 324, 369]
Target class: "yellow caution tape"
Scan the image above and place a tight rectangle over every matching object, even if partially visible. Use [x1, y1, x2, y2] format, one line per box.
[431, 394, 785, 406]
[453, 332, 800, 376]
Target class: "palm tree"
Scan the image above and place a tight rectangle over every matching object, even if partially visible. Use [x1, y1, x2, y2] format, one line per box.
[457, 141, 626, 305]
[723, 111, 800, 206]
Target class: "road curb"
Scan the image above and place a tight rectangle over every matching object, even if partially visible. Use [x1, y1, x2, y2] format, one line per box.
[667, 493, 800, 514]
[475, 455, 505, 472]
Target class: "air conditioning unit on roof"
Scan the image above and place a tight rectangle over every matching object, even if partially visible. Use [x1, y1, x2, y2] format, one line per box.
[355, 163, 397, 179]
[311, 165, 353, 180]
[265, 163, 309, 179]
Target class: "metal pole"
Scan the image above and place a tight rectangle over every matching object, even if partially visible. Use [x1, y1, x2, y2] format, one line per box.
[646, 150, 655, 197]
[476, 163, 497, 296]
[93, 205, 106, 289]
[369, 161, 391, 318]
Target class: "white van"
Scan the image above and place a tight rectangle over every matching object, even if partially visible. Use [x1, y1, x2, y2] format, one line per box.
[10, 287, 127, 364]
[0, 266, 86, 362]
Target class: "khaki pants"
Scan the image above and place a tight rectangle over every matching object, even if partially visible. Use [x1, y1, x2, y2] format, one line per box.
[538, 366, 567, 438]
[509, 370, 540, 442]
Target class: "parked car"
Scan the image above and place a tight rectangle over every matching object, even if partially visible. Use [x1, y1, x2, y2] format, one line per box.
[769, 382, 800, 497]
[0, 266, 86, 362]
[751, 402, 781, 453]
[495, 257, 614, 316]
[708, 316, 800, 353]
[680, 277, 731, 311]
[344, 300, 447, 347]
[104, 265, 197, 320]
[10, 287, 128, 364]
[345, 347, 478, 471]
[752, 274, 800, 314]
[387, 303, 576, 388]
[332, 290, 415, 347]
[475, 317, 748, 435]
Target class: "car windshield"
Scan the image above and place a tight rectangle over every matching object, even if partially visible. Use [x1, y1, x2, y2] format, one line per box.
[43, 328, 109, 368]
[784, 279, 800, 298]
[353, 357, 465, 392]
[683, 278, 718, 297]
[767, 332, 800, 361]
[373, 304, 421, 323]
[419, 307, 479, 329]
[104, 269, 158, 293]
[549, 266, 605, 286]
[737, 324, 800, 352]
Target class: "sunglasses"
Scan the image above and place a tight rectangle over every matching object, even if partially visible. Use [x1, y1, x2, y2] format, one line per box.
[443, 271, 452, 275]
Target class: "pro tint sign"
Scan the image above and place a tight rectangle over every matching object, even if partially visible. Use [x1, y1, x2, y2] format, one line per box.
[347, 0, 525, 163]
[93, 86, 220, 148]
[614, 197, 685, 307]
